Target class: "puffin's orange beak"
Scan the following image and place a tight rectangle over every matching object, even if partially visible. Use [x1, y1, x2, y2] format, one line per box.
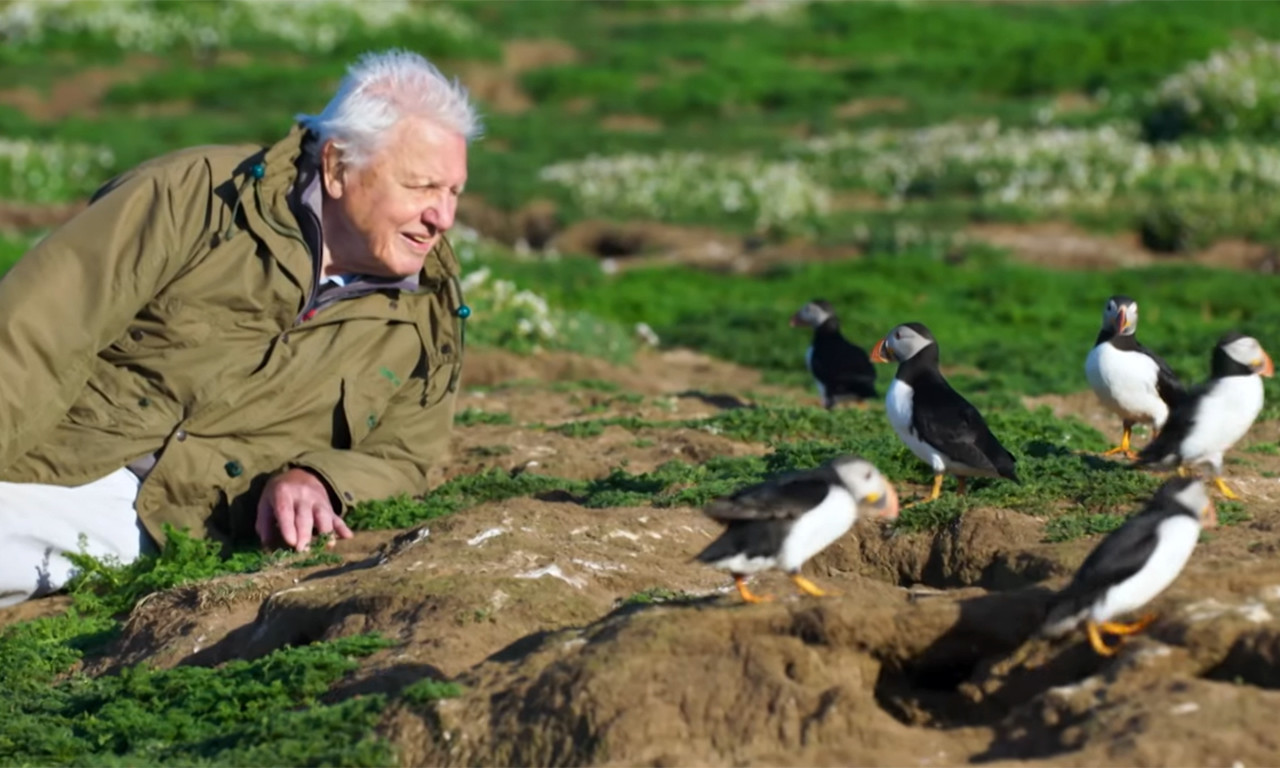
[870, 338, 891, 363]
[1258, 351, 1275, 378]
[1116, 307, 1129, 334]
[789, 312, 804, 328]
[1202, 498, 1218, 529]
[878, 483, 900, 520]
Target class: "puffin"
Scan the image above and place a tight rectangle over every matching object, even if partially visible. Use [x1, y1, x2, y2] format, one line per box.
[870, 322, 1018, 504]
[1040, 476, 1216, 656]
[790, 299, 877, 408]
[1134, 331, 1273, 499]
[695, 455, 899, 603]
[1085, 295, 1187, 458]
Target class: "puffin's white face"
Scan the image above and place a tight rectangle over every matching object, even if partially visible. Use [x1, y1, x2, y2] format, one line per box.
[790, 300, 833, 329]
[1223, 335, 1275, 377]
[1172, 479, 1216, 528]
[870, 323, 935, 363]
[831, 457, 900, 520]
[1103, 296, 1138, 336]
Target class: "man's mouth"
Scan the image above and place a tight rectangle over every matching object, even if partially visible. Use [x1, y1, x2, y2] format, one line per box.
[402, 232, 435, 249]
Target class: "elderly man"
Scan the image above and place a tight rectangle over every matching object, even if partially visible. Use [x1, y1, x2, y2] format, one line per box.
[0, 49, 480, 606]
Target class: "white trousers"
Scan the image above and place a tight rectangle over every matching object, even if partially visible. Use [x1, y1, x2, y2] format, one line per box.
[0, 468, 154, 608]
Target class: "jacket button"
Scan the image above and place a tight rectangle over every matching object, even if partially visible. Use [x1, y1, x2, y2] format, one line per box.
[389, 300, 399, 309]
[138, 397, 150, 407]
[224, 460, 243, 478]
[440, 343, 452, 356]
[175, 429, 188, 441]
[343, 491, 354, 501]
[129, 329, 144, 341]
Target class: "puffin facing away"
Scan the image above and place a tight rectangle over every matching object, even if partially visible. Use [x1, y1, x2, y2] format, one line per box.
[695, 455, 899, 603]
[1041, 476, 1215, 656]
[1134, 331, 1273, 499]
[790, 299, 877, 408]
[1085, 295, 1187, 458]
[870, 322, 1018, 505]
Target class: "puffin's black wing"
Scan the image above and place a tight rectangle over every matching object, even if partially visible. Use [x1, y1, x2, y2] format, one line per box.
[1134, 385, 1207, 466]
[1135, 340, 1187, 409]
[812, 332, 877, 399]
[702, 467, 835, 522]
[1047, 512, 1162, 616]
[910, 373, 1018, 480]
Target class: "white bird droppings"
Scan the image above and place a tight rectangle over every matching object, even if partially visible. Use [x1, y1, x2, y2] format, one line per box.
[608, 529, 641, 541]
[515, 564, 586, 589]
[1170, 702, 1199, 715]
[467, 527, 507, 546]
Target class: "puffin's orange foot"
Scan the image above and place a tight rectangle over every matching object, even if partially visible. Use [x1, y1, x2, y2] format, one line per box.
[1100, 613, 1157, 637]
[1087, 620, 1120, 657]
[733, 575, 773, 604]
[790, 573, 836, 597]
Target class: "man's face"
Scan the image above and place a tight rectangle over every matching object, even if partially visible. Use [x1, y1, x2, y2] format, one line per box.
[322, 114, 468, 278]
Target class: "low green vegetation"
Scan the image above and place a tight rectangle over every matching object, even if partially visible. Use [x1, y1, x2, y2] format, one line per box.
[0, 529, 453, 766]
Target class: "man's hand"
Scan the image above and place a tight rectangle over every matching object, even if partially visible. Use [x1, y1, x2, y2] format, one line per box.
[255, 467, 354, 552]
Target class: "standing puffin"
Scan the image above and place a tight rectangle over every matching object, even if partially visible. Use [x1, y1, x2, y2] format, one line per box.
[790, 299, 877, 408]
[1040, 476, 1216, 656]
[1085, 295, 1187, 458]
[870, 322, 1018, 504]
[1134, 331, 1273, 499]
[695, 455, 899, 603]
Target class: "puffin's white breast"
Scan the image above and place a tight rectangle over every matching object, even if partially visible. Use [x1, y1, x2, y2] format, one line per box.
[779, 485, 856, 571]
[1085, 343, 1168, 427]
[1091, 515, 1199, 623]
[886, 379, 947, 473]
[1178, 375, 1264, 464]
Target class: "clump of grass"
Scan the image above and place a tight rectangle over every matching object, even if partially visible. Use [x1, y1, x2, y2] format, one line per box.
[401, 679, 464, 705]
[455, 408, 514, 427]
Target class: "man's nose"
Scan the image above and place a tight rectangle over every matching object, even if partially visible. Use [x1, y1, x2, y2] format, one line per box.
[424, 196, 456, 232]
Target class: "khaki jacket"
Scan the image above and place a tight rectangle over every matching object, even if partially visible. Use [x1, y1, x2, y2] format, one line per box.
[0, 124, 464, 545]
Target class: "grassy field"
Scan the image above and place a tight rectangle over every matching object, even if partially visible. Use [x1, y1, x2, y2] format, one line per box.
[2, 0, 1280, 764]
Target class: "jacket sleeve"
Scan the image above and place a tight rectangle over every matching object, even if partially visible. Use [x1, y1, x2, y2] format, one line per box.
[288, 368, 459, 516]
[0, 168, 203, 469]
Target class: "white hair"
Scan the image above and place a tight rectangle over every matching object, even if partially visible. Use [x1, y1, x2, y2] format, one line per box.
[296, 48, 482, 168]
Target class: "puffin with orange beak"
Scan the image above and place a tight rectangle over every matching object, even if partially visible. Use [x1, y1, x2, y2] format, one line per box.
[1041, 476, 1216, 657]
[695, 456, 899, 603]
[1085, 295, 1187, 459]
[870, 322, 1018, 505]
[1135, 331, 1274, 499]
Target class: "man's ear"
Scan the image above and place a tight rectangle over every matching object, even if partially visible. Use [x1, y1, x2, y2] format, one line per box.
[321, 140, 346, 198]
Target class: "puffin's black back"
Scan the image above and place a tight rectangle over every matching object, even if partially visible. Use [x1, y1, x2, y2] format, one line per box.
[810, 320, 877, 399]
[896, 344, 1018, 481]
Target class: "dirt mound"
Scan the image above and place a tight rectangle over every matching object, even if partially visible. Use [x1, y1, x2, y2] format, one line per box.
[391, 555, 1280, 767]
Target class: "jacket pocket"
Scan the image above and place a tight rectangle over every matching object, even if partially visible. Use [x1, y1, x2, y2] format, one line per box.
[340, 377, 383, 447]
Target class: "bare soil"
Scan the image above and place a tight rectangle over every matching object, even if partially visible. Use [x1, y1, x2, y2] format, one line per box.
[5, 346, 1280, 766]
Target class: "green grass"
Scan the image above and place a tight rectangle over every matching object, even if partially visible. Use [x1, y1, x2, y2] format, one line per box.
[0, 528, 429, 766]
